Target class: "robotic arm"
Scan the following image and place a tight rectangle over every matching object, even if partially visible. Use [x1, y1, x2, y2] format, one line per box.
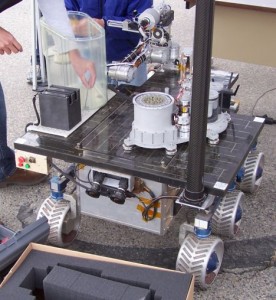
[107, 3, 178, 84]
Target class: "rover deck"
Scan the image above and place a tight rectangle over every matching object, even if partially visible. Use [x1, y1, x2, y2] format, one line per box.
[15, 71, 264, 196]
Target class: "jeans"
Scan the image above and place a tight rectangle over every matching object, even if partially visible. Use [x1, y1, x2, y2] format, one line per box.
[0, 82, 16, 181]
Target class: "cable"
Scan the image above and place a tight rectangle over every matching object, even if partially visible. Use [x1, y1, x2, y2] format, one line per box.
[135, 195, 147, 210]
[129, 192, 179, 222]
[143, 185, 155, 199]
[51, 161, 90, 190]
[142, 195, 179, 222]
[140, 185, 157, 221]
[73, 165, 91, 184]
[25, 93, 41, 132]
[251, 87, 276, 118]
[142, 189, 157, 221]
[128, 193, 155, 221]
[256, 114, 276, 125]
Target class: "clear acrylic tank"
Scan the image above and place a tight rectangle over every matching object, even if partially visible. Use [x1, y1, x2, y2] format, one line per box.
[40, 11, 107, 114]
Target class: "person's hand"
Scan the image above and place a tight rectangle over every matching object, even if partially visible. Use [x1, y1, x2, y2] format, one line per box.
[93, 18, 105, 28]
[71, 18, 89, 36]
[68, 49, 96, 88]
[71, 17, 104, 36]
[0, 27, 22, 55]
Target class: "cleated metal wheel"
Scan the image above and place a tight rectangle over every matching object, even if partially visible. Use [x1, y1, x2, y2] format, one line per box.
[37, 194, 80, 247]
[211, 191, 244, 238]
[176, 233, 224, 289]
[239, 152, 264, 193]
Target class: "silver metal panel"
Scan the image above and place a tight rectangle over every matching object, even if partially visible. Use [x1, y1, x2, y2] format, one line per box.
[78, 166, 176, 235]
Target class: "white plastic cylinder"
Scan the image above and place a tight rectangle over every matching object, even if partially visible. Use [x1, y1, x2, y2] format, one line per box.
[138, 8, 160, 30]
[133, 92, 174, 132]
[208, 89, 219, 118]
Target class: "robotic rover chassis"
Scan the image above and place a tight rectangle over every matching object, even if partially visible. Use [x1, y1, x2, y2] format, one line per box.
[14, 0, 265, 289]
[14, 69, 265, 288]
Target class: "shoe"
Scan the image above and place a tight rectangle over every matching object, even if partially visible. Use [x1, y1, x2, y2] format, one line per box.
[0, 169, 48, 188]
[26, 64, 42, 84]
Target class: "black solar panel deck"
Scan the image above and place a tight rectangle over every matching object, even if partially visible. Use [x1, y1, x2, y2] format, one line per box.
[15, 71, 263, 196]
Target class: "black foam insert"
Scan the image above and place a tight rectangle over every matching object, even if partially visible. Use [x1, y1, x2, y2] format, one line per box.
[43, 265, 151, 300]
[0, 248, 193, 299]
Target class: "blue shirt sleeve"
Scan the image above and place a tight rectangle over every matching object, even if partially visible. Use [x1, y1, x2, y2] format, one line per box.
[103, 0, 153, 40]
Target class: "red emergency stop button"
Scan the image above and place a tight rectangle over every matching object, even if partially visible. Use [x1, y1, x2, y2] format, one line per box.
[18, 156, 26, 163]
[18, 156, 26, 167]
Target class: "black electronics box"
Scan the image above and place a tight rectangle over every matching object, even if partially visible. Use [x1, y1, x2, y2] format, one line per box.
[39, 85, 81, 131]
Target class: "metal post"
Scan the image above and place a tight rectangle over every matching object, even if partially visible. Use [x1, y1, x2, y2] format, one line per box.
[31, 0, 37, 91]
[182, 0, 215, 203]
[35, 2, 47, 84]
[32, 0, 47, 91]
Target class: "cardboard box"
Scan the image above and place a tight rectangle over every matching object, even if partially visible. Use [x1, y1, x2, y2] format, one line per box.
[0, 243, 194, 299]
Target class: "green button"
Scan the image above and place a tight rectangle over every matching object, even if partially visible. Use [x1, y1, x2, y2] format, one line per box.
[25, 164, 30, 169]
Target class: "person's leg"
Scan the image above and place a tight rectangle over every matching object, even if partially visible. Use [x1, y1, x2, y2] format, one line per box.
[0, 83, 16, 182]
[0, 82, 48, 187]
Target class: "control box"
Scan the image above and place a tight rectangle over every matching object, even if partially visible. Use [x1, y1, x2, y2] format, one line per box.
[15, 150, 51, 175]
